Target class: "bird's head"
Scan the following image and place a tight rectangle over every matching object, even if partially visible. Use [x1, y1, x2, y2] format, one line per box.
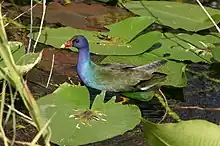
[61, 35, 89, 50]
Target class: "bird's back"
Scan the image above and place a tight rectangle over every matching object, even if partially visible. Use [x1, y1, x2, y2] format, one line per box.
[89, 60, 167, 92]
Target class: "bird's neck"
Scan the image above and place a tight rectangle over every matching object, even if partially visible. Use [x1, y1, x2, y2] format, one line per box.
[77, 47, 92, 72]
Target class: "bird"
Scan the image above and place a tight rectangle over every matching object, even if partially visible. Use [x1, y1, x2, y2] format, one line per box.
[61, 35, 167, 93]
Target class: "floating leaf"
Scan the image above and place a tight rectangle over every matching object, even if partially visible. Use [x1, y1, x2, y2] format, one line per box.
[31, 17, 161, 55]
[37, 83, 141, 146]
[159, 60, 187, 87]
[211, 45, 220, 62]
[32, 27, 96, 51]
[142, 119, 220, 146]
[102, 53, 187, 87]
[149, 33, 218, 63]
[105, 16, 155, 41]
[124, 1, 220, 31]
[122, 91, 155, 102]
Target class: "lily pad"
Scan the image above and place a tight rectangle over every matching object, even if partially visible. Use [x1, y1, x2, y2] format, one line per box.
[122, 91, 155, 102]
[211, 45, 220, 62]
[105, 16, 155, 41]
[150, 33, 218, 63]
[142, 119, 220, 146]
[37, 83, 141, 146]
[124, 1, 220, 31]
[102, 53, 187, 88]
[31, 17, 161, 55]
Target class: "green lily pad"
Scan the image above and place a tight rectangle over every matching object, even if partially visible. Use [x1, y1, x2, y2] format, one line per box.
[142, 119, 220, 146]
[211, 45, 220, 62]
[122, 91, 155, 102]
[102, 53, 187, 88]
[105, 16, 155, 41]
[159, 60, 187, 87]
[124, 1, 220, 31]
[37, 83, 141, 146]
[31, 17, 160, 55]
[150, 33, 218, 63]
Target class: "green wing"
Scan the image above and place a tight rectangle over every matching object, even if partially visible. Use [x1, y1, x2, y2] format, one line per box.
[91, 60, 167, 92]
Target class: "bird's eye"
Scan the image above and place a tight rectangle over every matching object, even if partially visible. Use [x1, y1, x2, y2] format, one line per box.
[74, 39, 79, 43]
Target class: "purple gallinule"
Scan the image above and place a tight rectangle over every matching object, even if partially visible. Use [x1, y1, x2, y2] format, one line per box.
[61, 35, 167, 93]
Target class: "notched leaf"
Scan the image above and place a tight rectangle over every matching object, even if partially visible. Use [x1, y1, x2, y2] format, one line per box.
[142, 119, 220, 146]
[37, 83, 141, 145]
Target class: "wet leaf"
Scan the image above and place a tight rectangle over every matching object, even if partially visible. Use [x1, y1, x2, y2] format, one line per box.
[102, 53, 187, 87]
[37, 83, 141, 146]
[124, 1, 220, 31]
[142, 119, 220, 146]
[31, 17, 159, 55]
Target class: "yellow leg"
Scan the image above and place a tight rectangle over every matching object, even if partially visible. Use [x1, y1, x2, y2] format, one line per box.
[68, 77, 81, 86]
[116, 96, 129, 104]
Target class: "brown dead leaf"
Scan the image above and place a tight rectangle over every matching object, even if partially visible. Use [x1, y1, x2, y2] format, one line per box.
[20, 2, 132, 31]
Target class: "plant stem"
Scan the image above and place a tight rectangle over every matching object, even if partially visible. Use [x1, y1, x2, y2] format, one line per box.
[0, 4, 49, 139]
[0, 81, 9, 146]
[155, 89, 181, 122]
[186, 68, 220, 83]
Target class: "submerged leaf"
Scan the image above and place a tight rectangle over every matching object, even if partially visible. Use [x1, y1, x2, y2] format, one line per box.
[37, 83, 141, 146]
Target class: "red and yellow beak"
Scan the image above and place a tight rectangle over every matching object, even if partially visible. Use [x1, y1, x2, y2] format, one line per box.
[60, 40, 72, 48]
